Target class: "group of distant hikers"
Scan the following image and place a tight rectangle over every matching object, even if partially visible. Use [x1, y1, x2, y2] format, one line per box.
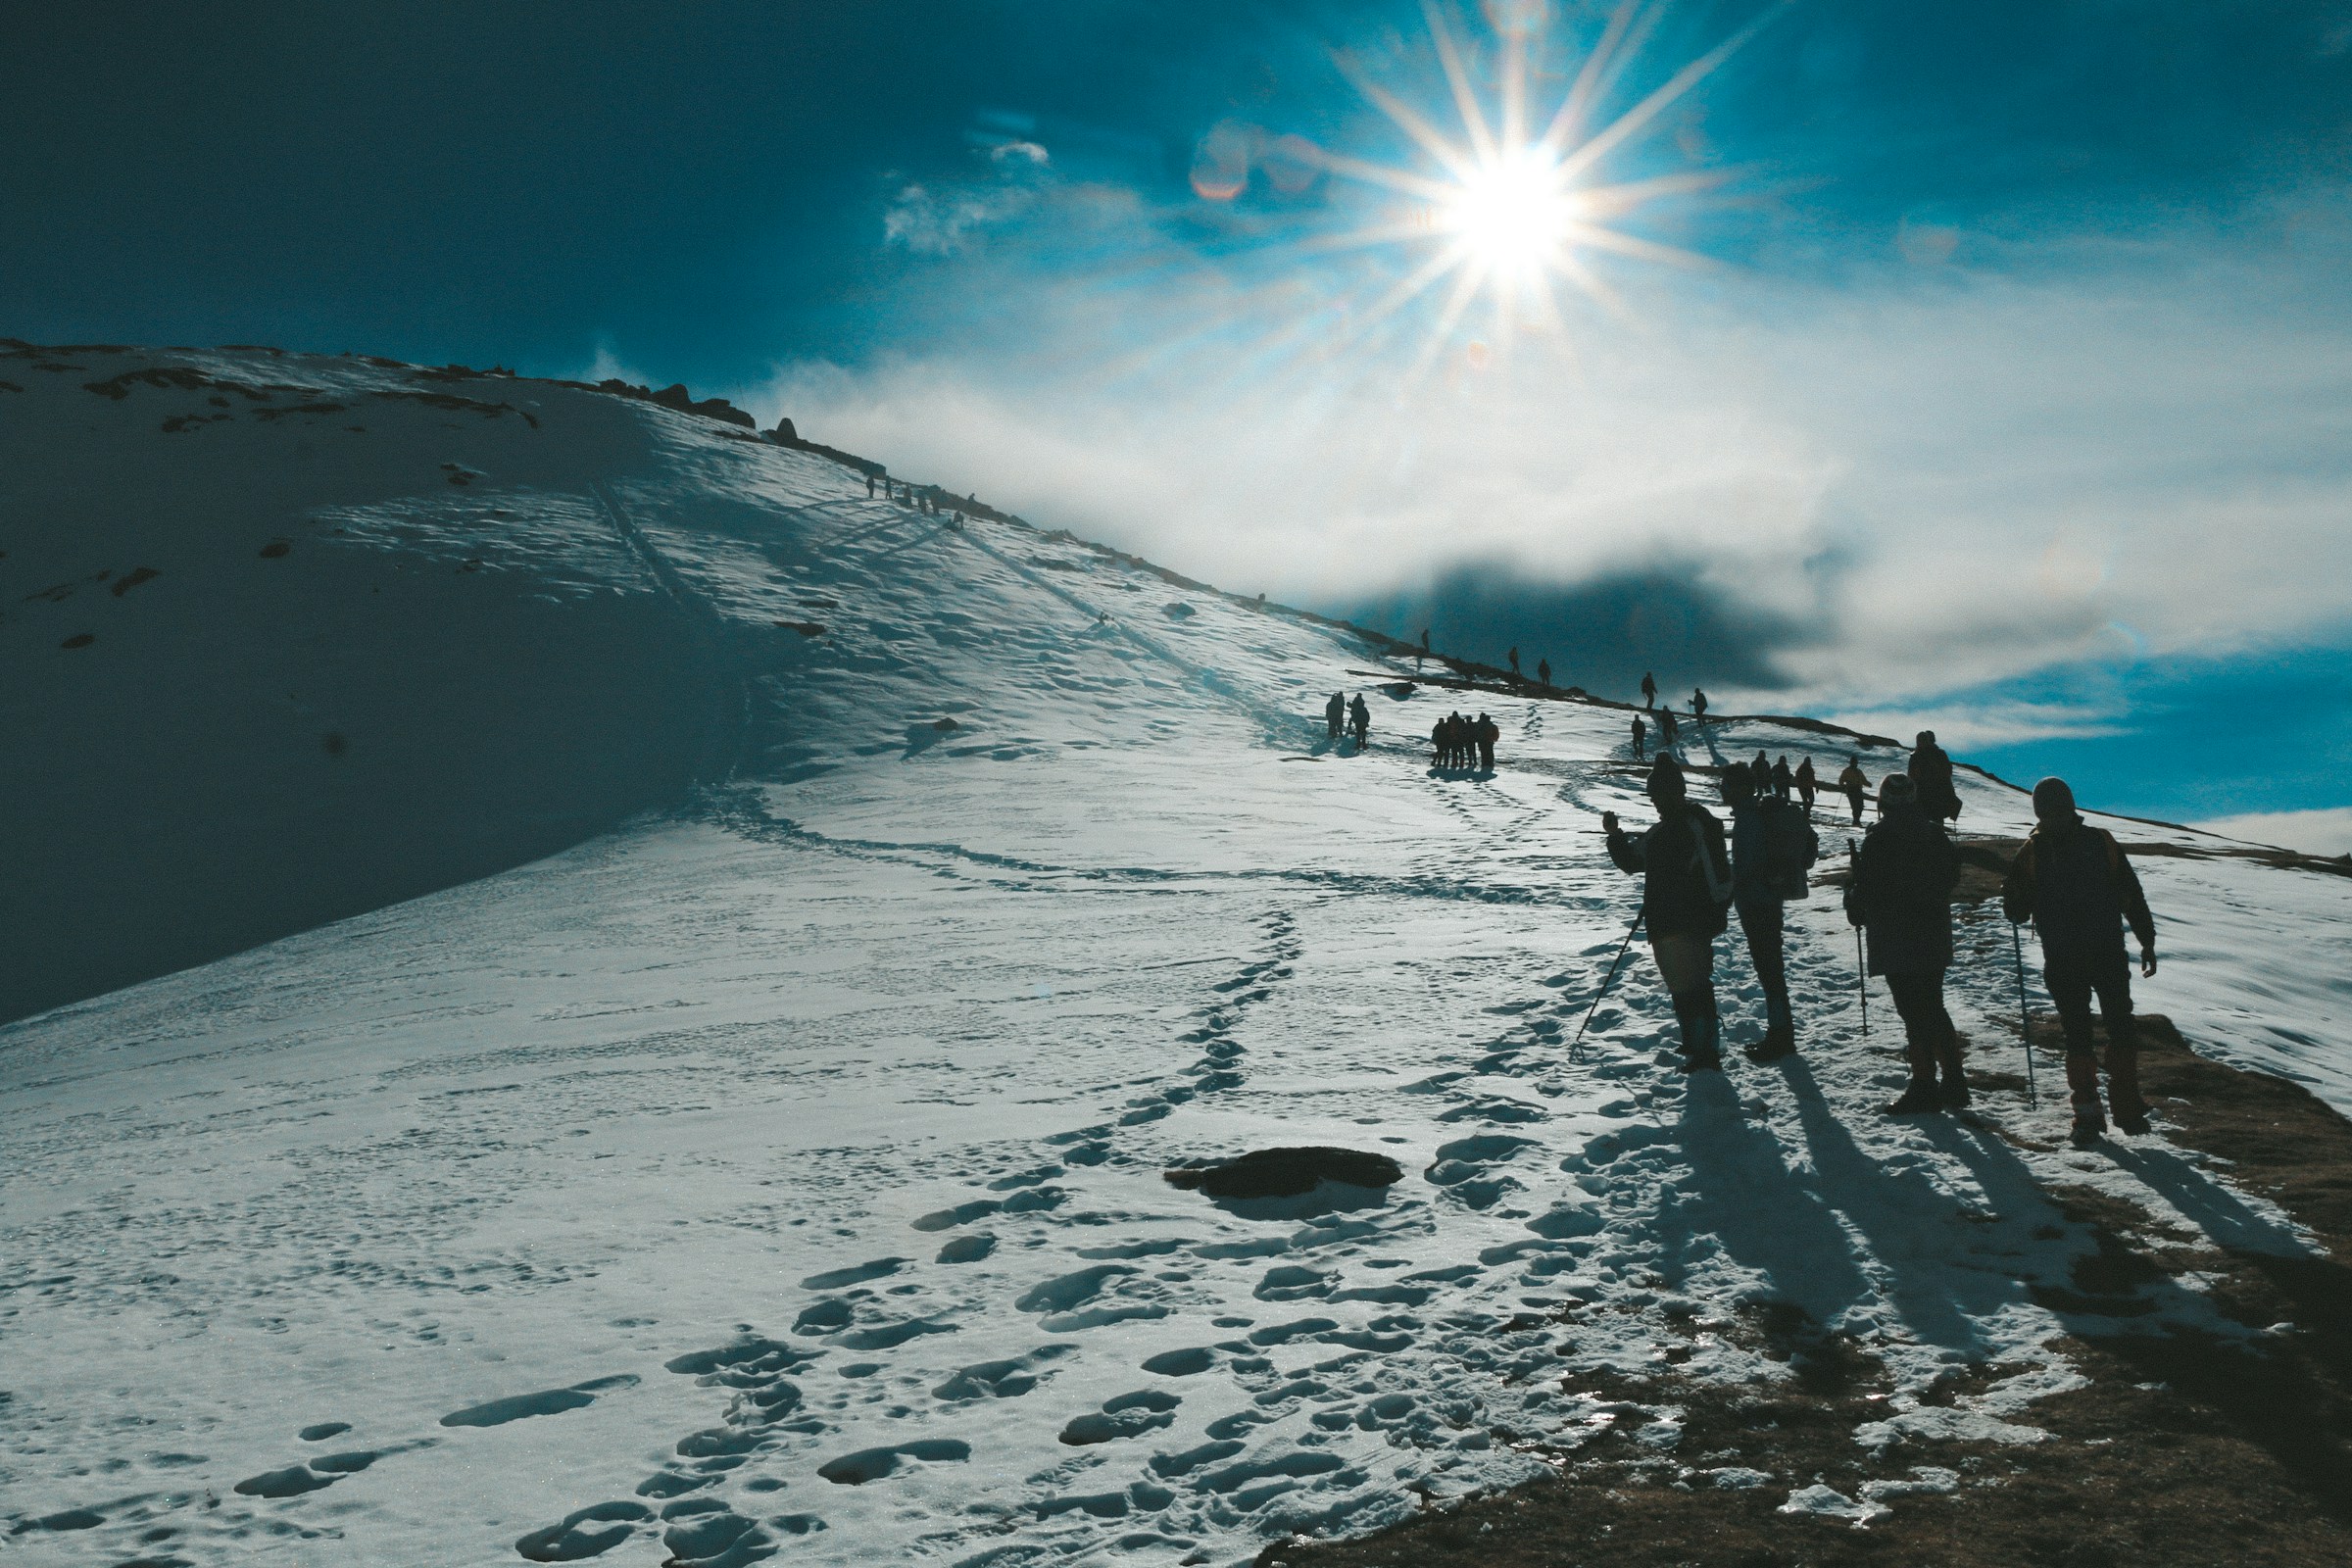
[1603, 725, 2158, 1149]
[1323, 691, 1371, 749]
[866, 470, 976, 530]
[1432, 710, 1498, 771]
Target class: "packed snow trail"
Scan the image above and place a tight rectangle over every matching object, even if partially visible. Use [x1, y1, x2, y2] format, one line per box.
[4, 345, 2351, 1566]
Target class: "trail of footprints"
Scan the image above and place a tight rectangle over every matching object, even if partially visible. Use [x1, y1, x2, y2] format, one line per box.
[18, 915, 1672, 1565]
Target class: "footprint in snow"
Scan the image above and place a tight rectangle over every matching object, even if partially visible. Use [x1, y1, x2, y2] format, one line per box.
[816, 1438, 970, 1484]
[798, 1257, 906, 1290]
[440, 1373, 639, 1429]
[1060, 1389, 1182, 1446]
[233, 1438, 433, 1499]
[934, 1344, 1076, 1400]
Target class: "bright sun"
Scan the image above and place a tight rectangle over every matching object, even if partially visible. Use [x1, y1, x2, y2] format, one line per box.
[1304, 2, 1774, 369]
[1445, 148, 1580, 275]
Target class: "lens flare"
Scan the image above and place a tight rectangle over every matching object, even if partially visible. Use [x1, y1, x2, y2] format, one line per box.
[1300, 0, 1778, 370]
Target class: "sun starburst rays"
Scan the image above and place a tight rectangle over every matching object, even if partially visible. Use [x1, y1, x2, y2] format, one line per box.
[1316, 0, 1764, 374]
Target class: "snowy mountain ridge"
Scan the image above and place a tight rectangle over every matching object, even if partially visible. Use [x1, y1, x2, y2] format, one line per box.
[4, 342, 2351, 1567]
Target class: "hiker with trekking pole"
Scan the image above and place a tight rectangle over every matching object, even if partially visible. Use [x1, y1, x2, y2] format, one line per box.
[1601, 756, 1735, 1073]
[1720, 762, 1816, 1062]
[2002, 776, 2159, 1148]
[1844, 774, 1969, 1113]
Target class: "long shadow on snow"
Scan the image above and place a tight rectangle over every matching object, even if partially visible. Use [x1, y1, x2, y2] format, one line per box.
[1777, 1060, 2020, 1351]
[1654, 1074, 1877, 1324]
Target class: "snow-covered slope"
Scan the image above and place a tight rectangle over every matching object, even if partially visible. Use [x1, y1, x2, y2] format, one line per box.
[4, 344, 2350, 1566]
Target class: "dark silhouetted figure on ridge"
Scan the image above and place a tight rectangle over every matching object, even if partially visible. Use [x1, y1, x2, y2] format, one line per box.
[1691, 688, 1707, 723]
[2003, 777, 2159, 1148]
[1631, 715, 1646, 760]
[1846, 774, 1967, 1113]
[1795, 756, 1818, 814]
[1537, 658, 1550, 688]
[1659, 709, 1679, 750]
[1642, 671, 1657, 710]
[1771, 755, 1794, 800]
[1507, 647, 1521, 678]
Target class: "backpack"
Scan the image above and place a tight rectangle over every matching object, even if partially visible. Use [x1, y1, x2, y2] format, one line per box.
[1762, 799, 1819, 899]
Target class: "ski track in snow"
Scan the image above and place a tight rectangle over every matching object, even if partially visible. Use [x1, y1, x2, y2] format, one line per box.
[3, 346, 2349, 1566]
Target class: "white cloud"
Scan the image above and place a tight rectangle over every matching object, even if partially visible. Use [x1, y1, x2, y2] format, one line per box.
[1817, 701, 2130, 752]
[2193, 807, 2352, 858]
[739, 190, 2352, 717]
[882, 141, 1051, 256]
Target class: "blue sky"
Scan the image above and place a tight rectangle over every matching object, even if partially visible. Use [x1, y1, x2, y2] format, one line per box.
[6, 1, 2349, 841]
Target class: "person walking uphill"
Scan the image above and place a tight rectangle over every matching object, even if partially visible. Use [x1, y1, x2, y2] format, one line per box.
[1604, 757, 1736, 1072]
[1642, 671, 1657, 710]
[1719, 764, 1816, 1061]
[1348, 692, 1371, 749]
[1909, 730, 1963, 822]
[1325, 691, 1346, 742]
[1838, 756, 1870, 825]
[2003, 777, 2159, 1147]
[1846, 775, 1967, 1112]
[1631, 714, 1647, 760]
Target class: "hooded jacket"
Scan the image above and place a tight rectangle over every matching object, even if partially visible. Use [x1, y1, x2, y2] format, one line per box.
[1908, 739, 1962, 820]
[1843, 799, 1960, 975]
[1608, 802, 1733, 940]
[2001, 813, 2155, 961]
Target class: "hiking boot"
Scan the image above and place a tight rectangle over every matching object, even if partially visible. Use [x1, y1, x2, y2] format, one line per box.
[1882, 1080, 1943, 1115]
[1743, 1010, 1796, 1063]
[1938, 1064, 1972, 1110]
[2110, 1100, 2152, 1137]
[2069, 1112, 2107, 1150]
[1678, 1012, 1723, 1073]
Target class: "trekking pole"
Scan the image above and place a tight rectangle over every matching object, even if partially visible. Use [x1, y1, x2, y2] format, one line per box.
[1571, 910, 1644, 1059]
[1846, 839, 1867, 1039]
[2010, 920, 2039, 1109]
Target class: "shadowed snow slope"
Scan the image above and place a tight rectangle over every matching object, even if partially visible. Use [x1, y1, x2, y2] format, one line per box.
[4, 344, 2351, 1567]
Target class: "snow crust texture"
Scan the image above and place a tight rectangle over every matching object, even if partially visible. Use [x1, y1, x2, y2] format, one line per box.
[4, 346, 2350, 1566]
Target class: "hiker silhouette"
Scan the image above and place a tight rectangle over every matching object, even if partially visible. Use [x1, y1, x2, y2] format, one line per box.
[1838, 756, 1870, 825]
[1907, 730, 1963, 822]
[1719, 764, 1814, 1063]
[2003, 776, 2160, 1147]
[1846, 774, 1966, 1115]
[1603, 756, 1734, 1072]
